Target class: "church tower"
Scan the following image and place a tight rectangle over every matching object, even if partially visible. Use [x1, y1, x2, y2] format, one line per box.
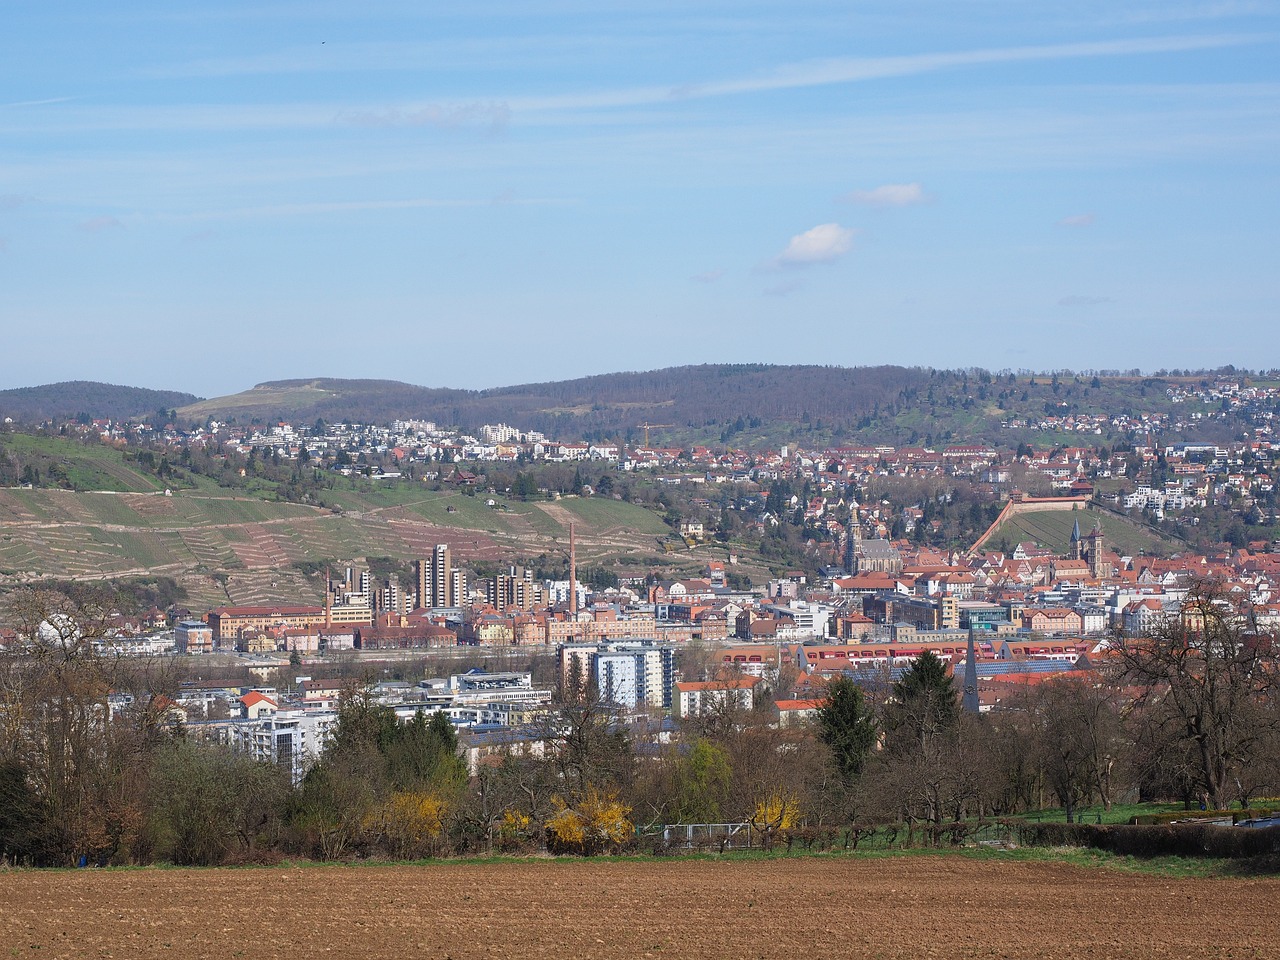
[1086, 522, 1106, 579]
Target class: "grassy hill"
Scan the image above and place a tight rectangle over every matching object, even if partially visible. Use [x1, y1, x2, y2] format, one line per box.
[983, 504, 1183, 558]
[0, 432, 168, 493]
[0, 482, 688, 611]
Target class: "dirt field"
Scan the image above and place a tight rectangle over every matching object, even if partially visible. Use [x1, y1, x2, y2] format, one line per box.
[2, 855, 1276, 959]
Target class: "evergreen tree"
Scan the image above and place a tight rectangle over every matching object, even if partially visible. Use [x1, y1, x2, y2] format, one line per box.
[887, 651, 959, 749]
[817, 676, 877, 786]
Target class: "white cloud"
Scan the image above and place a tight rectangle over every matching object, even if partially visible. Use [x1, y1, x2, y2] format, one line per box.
[847, 182, 927, 207]
[691, 269, 724, 284]
[773, 223, 855, 266]
[1059, 212, 1097, 227]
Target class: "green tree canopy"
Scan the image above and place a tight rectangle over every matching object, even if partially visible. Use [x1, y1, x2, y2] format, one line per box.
[817, 676, 878, 786]
[887, 651, 959, 750]
[671, 738, 732, 823]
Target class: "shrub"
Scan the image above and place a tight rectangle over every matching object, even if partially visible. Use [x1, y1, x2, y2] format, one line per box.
[544, 787, 634, 856]
[1015, 821, 1280, 859]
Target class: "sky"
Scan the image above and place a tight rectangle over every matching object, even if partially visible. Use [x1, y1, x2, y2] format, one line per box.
[2, 1, 1278, 398]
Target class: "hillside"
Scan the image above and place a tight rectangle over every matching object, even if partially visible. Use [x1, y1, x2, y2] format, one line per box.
[0, 381, 200, 424]
[981, 503, 1183, 558]
[0, 484, 711, 611]
[175, 366, 933, 439]
[5, 365, 1263, 449]
[173, 366, 1265, 448]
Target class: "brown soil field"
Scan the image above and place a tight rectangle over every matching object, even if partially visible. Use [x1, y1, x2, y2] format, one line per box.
[1, 855, 1277, 960]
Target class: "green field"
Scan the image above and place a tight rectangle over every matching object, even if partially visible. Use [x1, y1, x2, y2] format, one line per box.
[0, 433, 164, 493]
[985, 504, 1180, 557]
[549, 495, 672, 536]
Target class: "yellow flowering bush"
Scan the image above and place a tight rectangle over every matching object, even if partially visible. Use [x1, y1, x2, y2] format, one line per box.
[544, 786, 634, 855]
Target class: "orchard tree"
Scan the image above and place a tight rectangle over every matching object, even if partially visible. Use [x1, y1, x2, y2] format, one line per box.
[1115, 581, 1280, 809]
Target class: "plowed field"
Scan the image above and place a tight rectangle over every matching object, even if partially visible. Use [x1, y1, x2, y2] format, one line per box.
[1, 856, 1276, 959]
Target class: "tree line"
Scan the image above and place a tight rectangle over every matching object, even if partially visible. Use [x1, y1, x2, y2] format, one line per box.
[2, 581, 1278, 866]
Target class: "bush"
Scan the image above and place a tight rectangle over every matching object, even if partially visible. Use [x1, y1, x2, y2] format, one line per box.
[1015, 821, 1280, 859]
[544, 787, 635, 856]
[1132, 810, 1274, 826]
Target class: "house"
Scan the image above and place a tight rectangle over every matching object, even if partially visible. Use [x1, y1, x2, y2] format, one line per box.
[775, 698, 823, 728]
[239, 691, 278, 720]
[675, 677, 762, 718]
[1021, 608, 1084, 636]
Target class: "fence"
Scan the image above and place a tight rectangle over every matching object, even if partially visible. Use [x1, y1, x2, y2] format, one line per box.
[639, 822, 755, 852]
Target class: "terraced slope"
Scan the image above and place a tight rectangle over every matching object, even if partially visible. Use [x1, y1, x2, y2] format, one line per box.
[0, 486, 677, 609]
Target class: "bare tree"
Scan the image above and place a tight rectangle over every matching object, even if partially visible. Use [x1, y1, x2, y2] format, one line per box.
[1017, 678, 1126, 822]
[1113, 580, 1280, 810]
[0, 585, 176, 864]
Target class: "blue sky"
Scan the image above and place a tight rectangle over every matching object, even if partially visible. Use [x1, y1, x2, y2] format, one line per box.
[2, 1, 1278, 397]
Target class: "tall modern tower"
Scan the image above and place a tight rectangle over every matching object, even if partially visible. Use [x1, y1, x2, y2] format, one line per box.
[431, 543, 453, 608]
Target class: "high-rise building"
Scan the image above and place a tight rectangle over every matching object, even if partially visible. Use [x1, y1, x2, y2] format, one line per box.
[422, 547, 453, 609]
[489, 565, 544, 612]
[414, 545, 467, 609]
[415, 558, 429, 610]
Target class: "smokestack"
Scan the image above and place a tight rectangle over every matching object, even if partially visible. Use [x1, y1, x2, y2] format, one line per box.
[569, 521, 578, 623]
[325, 567, 332, 631]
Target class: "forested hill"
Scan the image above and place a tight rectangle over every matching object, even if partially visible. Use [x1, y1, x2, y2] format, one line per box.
[7, 365, 1265, 447]
[176, 365, 933, 438]
[0, 382, 201, 425]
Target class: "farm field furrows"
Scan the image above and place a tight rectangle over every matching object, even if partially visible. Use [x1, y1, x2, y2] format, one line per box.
[1, 856, 1276, 960]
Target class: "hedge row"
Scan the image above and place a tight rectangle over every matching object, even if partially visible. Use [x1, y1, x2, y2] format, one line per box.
[1016, 821, 1280, 859]
[1131, 810, 1275, 826]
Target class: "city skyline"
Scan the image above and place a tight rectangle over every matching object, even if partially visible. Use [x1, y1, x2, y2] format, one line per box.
[3, 1, 1278, 397]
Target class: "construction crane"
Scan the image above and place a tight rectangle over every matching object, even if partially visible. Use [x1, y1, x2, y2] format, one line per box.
[638, 422, 674, 447]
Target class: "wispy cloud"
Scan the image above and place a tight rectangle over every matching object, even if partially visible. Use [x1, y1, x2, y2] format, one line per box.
[764, 279, 805, 297]
[163, 196, 565, 223]
[503, 33, 1266, 114]
[0, 97, 76, 109]
[79, 216, 123, 233]
[691, 269, 724, 283]
[336, 101, 510, 131]
[847, 182, 928, 207]
[1059, 212, 1097, 227]
[1105, 2, 1268, 26]
[1059, 294, 1113, 306]
[771, 223, 855, 267]
[1, 34, 1263, 136]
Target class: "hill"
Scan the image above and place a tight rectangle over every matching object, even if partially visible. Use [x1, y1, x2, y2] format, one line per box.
[6, 366, 1261, 449]
[0, 484, 716, 611]
[0, 381, 200, 424]
[980, 503, 1183, 558]
[176, 365, 932, 439]
[174, 365, 1264, 448]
